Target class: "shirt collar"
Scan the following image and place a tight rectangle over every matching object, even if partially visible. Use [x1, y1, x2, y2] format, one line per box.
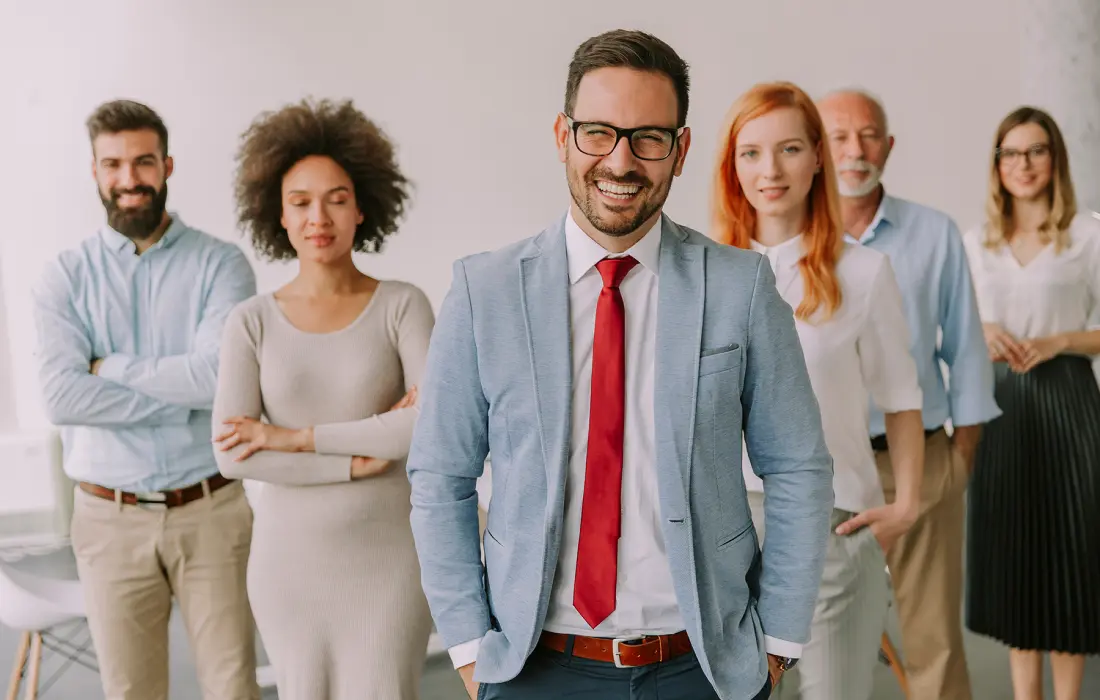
[847, 190, 897, 245]
[564, 209, 663, 285]
[99, 212, 187, 254]
[749, 233, 803, 271]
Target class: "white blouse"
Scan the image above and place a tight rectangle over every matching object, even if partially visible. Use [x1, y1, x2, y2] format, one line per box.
[743, 236, 923, 513]
[963, 212, 1100, 339]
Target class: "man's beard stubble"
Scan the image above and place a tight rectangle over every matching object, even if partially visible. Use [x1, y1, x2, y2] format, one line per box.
[567, 163, 671, 237]
[100, 183, 169, 241]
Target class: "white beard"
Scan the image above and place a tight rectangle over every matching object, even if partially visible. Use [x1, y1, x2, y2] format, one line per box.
[837, 162, 883, 197]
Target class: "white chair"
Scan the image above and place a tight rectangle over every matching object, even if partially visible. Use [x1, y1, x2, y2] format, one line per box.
[0, 546, 94, 700]
[0, 431, 69, 550]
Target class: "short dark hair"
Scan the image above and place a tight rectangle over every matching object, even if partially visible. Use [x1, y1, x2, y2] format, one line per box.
[234, 98, 409, 261]
[565, 29, 690, 127]
[86, 99, 169, 157]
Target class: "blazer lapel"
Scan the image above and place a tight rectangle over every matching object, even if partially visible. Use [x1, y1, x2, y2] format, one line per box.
[520, 221, 573, 503]
[654, 217, 704, 520]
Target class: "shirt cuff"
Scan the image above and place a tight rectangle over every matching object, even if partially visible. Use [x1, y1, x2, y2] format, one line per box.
[948, 395, 1003, 427]
[764, 635, 802, 659]
[875, 389, 924, 414]
[448, 637, 481, 669]
[95, 354, 132, 383]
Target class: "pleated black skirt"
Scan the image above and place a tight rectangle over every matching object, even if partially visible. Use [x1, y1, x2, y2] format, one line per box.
[966, 355, 1100, 654]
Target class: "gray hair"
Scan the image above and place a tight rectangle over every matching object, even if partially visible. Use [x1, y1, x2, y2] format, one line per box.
[818, 87, 890, 134]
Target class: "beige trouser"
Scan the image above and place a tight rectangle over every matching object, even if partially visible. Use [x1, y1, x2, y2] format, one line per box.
[876, 429, 971, 700]
[70, 479, 260, 700]
[748, 493, 889, 700]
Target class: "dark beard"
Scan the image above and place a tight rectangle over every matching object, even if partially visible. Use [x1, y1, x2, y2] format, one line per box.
[100, 183, 168, 241]
[567, 164, 669, 237]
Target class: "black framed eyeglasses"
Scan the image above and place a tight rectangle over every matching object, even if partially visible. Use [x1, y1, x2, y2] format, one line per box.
[995, 144, 1051, 166]
[565, 116, 685, 161]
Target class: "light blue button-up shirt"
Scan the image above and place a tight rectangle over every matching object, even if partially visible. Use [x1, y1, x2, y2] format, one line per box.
[32, 214, 256, 492]
[847, 193, 1000, 436]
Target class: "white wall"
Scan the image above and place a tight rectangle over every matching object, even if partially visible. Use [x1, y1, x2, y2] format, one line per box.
[1, 0, 1023, 431]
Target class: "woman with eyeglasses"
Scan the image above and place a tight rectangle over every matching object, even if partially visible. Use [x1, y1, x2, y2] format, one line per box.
[963, 106, 1100, 700]
[712, 81, 926, 700]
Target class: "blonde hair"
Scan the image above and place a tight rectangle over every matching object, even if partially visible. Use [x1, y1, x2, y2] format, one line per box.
[712, 81, 844, 322]
[984, 106, 1076, 251]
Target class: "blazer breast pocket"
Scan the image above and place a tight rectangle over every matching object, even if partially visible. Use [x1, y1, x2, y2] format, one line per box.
[699, 344, 742, 377]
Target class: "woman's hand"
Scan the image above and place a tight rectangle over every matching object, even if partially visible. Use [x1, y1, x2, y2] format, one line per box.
[350, 456, 395, 479]
[391, 386, 418, 410]
[1015, 335, 1068, 372]
[214, 417, 307, 461]
[983, 323, 1027, 370]
[835, 501, 919, 554]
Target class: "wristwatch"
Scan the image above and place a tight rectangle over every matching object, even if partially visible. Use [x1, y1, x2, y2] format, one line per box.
[774, 656, 798, 671]
[768, 654, 798, 684]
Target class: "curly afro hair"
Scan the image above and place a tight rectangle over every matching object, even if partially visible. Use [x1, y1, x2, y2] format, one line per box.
[234, 98, 409, 261]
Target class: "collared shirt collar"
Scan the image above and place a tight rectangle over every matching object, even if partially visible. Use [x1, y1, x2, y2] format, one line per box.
[749, 233, 804, 272]
[99, 212, 187, 255]
[847, 189, 898, 245]
[564, 209, 663, 285]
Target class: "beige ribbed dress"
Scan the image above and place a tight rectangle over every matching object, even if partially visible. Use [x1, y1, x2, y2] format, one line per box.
[212, 280, 435, 700]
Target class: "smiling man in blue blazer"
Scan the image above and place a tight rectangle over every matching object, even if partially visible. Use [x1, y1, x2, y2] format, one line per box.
[407, 29, 834, 700]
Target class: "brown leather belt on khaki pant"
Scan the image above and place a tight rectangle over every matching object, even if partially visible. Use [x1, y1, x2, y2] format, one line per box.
[79, 473, 235, 508]
[539, 630, 693, 668]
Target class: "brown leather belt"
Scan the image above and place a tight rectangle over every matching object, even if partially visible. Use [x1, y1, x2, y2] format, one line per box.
[79, 474, 234, 508]
[539, 631, 693, 668]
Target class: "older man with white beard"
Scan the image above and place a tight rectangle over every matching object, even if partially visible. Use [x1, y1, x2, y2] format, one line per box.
[815, 90, 1000, 700]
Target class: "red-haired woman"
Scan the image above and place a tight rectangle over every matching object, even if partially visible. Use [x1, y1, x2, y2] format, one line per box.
[713, 81, 925, 700]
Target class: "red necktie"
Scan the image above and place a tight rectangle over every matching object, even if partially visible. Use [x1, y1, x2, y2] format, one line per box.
[573, 255, 639, 629]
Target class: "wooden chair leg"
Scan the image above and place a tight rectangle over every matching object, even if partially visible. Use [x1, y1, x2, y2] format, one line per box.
[21, 634, 42, 700]
[5, 631, 30, 700]
[881, 632, 910, 699]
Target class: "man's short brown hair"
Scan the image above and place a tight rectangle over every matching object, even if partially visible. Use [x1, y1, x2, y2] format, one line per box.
[86, 99, 169, 157]
[565, 29, 690, 127]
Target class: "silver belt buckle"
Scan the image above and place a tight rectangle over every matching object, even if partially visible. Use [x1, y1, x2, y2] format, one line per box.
[612, 636, 645, 668]
[135, 491, 168, 510]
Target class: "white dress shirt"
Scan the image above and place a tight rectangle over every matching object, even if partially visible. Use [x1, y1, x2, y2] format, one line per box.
[962, 212, 1100, 338]
[742, 236, 922, 514]
[542, 212, 680, 637]
[450, 212, 800, 668]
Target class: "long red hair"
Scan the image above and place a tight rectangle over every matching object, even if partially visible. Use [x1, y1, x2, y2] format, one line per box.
[712, 81, 844, 322]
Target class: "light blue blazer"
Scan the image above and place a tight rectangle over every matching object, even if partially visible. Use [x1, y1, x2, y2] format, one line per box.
[407, 215, 833, 699]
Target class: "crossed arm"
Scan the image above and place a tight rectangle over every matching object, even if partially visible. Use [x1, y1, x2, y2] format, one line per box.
[33, 261, 191, 427]
[33, 250, 258, 427]
[93, 249, 257, 409]
[211, 290, 435, 485]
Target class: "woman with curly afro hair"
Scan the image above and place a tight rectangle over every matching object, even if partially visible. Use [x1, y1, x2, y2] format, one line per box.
[210, 98, 435, 700]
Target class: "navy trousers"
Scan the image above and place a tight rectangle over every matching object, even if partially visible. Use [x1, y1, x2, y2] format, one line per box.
[478, 642, 772, 700]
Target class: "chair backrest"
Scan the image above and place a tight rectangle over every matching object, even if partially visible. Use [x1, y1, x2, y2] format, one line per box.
[0, 430, 69, 549]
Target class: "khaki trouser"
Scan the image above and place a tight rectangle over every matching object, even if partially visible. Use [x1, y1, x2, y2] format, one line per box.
[70, 479, 260, 700]
[876, 429, 972, 700]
